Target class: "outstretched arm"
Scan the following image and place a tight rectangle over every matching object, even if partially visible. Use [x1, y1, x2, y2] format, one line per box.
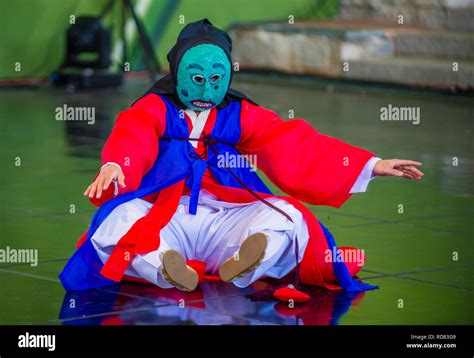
[237, 100, 423, 207]
[84, 94, 167, 206]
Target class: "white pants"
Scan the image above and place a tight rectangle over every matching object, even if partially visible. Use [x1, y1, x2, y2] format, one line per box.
[91, 190, 309, 289]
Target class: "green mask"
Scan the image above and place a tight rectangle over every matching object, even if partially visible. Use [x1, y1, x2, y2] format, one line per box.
[176, 44, 231, 110]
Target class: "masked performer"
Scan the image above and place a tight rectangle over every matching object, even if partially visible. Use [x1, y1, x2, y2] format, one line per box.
[60, 19, 423, 301]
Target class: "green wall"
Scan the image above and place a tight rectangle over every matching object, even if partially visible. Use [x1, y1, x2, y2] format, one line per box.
[0, 0, 339, 79]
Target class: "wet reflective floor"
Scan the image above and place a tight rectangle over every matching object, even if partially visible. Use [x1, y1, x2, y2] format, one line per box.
[0, 75, 473, 325]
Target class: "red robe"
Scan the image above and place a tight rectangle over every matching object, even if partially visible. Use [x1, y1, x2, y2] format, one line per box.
[83, 94, 375, 290]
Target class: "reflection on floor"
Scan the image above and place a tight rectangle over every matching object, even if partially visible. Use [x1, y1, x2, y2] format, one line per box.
[59, 277, 365, 325]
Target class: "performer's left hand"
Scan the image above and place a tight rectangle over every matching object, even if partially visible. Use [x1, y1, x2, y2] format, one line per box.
[373, 159, 424, 179]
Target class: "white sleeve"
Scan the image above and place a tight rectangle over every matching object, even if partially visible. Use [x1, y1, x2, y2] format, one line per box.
[101, 162, 122, 171]
[350, 157, 381, 194]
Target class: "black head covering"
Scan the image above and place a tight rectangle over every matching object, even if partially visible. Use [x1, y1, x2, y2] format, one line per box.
[140, 18, 255, 109]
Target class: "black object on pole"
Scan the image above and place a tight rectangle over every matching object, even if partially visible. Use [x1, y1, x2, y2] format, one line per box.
[63, 17, 112, 70]
[52, 0, 161, 89]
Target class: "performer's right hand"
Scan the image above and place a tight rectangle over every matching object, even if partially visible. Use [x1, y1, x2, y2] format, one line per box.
[84, 164, 126, 199]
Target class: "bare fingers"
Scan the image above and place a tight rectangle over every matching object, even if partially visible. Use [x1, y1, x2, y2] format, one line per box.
[102, 173, 116, 192]
[391, 159, 422, 167]
[400, 168, 417, 179]
[95, 174, 108, 199]
[117, 171, 126, 188]
[397, 165, 424, 179]
[83, 183, 93, 197]
[85, 178, 99, 198]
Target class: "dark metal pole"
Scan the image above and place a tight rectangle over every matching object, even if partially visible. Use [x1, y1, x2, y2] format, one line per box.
[124, 0, 161, 78]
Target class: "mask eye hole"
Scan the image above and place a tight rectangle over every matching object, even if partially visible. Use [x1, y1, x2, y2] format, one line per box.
[209, 74, 222, 83]
[192, 74, 205, 85]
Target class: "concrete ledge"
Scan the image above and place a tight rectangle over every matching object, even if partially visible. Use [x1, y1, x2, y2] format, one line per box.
[394, 31, 474, 60]
[341, 57, 474, 87]
[339, 0, 474, 31]
[230, 21, 474, 88]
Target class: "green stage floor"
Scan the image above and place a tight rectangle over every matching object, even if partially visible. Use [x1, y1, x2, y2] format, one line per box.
[0, 75, 472, 325]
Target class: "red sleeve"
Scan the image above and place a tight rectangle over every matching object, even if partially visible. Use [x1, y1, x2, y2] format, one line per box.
[236, 100, 375, 208]
[90, 94, 166, 206]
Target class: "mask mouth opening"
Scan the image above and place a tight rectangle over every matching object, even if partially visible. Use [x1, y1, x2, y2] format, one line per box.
[190, 100, 215, 109]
